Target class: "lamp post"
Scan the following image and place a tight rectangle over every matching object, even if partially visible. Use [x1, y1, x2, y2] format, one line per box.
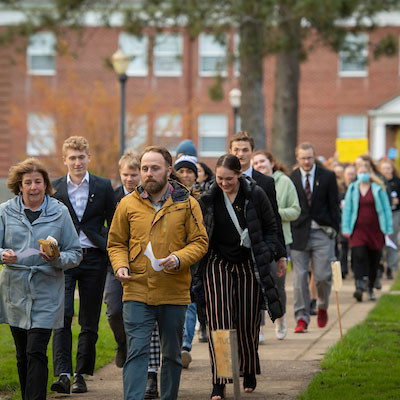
[111, 48, 131, 157]
[229, 88, 242, 135]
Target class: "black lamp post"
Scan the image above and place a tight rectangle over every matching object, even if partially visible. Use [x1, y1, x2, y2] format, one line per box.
[111, 48, 131, 158]
[229, 88, 242, 135]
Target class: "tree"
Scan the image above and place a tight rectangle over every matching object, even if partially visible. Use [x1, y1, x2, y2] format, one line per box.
[2, 0, 400, 166]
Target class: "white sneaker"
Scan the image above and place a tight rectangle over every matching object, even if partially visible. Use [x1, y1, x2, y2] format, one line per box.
[181, 350, 192, 368]
[275, 315, 287, 340]
[259, 330, 265, 345]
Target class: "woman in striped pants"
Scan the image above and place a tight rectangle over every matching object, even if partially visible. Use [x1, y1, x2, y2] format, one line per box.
[198, 154, 283, 400]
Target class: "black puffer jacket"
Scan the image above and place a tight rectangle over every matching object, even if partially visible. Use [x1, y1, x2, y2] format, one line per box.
[196, 175, 283, 322]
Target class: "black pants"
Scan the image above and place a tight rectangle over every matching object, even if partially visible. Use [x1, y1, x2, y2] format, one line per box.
[52, 251, 107, 376]
[351, 246, 382, 288]
[10, 327, 52, 400]
[204, 251, 262, 385]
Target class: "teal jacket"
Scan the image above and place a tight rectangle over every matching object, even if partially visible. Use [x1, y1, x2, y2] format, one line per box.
[0, 195, 82, 330]
[273, 170, 301, 245]
[341, 180, 393, 236]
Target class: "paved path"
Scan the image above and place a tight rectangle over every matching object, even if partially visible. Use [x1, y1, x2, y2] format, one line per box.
[49, 272, 392, 400]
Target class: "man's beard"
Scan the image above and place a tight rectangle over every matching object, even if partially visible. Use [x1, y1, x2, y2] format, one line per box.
[143, 173, 168, 195]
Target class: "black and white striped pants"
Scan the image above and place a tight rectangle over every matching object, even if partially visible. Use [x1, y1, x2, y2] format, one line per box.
[203, 250, 262, 385]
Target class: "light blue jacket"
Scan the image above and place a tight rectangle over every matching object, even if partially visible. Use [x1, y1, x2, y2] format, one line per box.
[0, 195, 82, 330]
[341, 181, 393, 236]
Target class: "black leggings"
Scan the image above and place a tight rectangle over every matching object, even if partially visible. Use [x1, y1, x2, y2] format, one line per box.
[10, 326, 52, 400]
[351, 246, 382, 288]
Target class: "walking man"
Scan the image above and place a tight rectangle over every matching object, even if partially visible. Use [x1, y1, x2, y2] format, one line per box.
[290, 142, 339, 333]
[51, 136, 116, 394]
[107, 146, 208, 400]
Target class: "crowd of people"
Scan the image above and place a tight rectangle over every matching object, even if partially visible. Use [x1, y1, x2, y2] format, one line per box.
[0, 132, 398, 400]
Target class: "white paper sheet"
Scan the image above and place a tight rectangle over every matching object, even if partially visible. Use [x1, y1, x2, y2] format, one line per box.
[15, 248, 41, 259]
[385, 235, 397, 250]
[144, 242, 164, 271]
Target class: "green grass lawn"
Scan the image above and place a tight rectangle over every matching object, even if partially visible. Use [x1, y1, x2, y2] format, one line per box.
[0, 300, 115, 400]
[299, 274, 400, 400]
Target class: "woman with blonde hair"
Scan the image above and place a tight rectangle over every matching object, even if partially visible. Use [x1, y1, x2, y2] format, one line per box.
[0, 158, 82, 400]
[342, 159, 392, 301]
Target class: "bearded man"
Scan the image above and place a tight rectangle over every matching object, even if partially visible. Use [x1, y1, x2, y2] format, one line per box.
[107, 146, 208, 400]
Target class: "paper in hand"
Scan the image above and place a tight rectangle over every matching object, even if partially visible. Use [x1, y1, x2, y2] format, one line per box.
[144, 242, 164, 271]
[385, 235, 397, 250]
[15, 248, 42, 259]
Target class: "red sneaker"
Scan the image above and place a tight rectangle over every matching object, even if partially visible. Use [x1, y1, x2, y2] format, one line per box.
[317, 308, 328, 328]
[294, 318, 308, 333]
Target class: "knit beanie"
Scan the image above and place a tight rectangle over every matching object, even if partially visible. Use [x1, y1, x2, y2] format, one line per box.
[174, 154, 198, 177]
[176, 140, 197, 157]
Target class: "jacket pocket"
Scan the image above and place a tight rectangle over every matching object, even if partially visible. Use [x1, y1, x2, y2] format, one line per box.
[128, 242, 146, 274]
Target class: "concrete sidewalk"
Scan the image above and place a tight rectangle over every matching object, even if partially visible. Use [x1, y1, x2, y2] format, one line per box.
[49, 272, 392, 400]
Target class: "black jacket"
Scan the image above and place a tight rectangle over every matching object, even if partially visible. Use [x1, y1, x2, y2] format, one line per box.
[290, 165, 340, 250]
[52, 174, 116, 254]
[251, 170, 287, 260]
[198, 176, 283, 322]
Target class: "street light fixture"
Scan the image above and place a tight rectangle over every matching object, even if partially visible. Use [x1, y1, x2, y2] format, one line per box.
[229, 88, 242, 135]
[111, 48, 131, 157]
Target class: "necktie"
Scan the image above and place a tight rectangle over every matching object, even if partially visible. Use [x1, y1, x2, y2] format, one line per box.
[305, 174, 312, 207]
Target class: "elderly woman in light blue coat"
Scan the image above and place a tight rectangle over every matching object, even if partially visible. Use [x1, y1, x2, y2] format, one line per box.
[0, 158, 82, 400]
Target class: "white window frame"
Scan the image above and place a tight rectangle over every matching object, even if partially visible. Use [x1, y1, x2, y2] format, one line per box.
[26, 113, 56, 156]
[27, 32, 56, 76]
[337, 115, 368, 138]
[153, 34, 182, 77]
[233, 32, 240, 77]
[119, 33, 148, 77]
[199, 34, 227, 77]
[339, 33, 368, 78]
[198, 114, 228, 157]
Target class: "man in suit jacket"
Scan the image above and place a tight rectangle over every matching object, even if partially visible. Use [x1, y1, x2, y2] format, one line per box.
[51, 136, 116, 394]
[290, 142, 339, 333]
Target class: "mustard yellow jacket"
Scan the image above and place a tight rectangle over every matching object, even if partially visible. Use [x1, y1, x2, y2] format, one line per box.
[107, 180, 209, 305]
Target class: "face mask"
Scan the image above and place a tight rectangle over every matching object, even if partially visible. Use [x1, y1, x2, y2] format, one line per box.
[357, 172, 370, 182]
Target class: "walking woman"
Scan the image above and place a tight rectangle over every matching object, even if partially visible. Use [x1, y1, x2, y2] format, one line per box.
[342, 159, 392, 301]
[251, 150, 300, 340]
[0, 158, 82, 400]
[198, 154, 282, 399]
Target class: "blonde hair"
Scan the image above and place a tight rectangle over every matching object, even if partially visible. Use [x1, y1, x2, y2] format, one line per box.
[7, 158, 54, 195]
[62, 136, 89, 156]
[119, 150, 140, 170]
[295, 142, 315, 156]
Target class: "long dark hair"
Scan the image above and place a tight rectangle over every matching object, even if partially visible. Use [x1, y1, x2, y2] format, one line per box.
[198, 161, 214, 182]
[215, 154, 241, 174]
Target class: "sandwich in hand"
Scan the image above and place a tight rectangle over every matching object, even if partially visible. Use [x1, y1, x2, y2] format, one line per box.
[38, 236, 60, 258]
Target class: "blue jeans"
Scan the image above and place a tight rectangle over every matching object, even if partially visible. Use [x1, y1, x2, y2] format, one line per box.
[123, 301, 186, 400]
[183, 302, 197, 351]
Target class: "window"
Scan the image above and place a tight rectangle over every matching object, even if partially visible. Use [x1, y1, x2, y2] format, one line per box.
[154, 34, 182, 76]
[27, 32, 56, 75]
[339, 33, 368, 77]
[119, 33, 148, 76]
[198, 114, 228, 156]
[337, 115, 367, 138]
[199, 34, 227, 76]
[126, 115, 147, 151]
[154, 113, 182, 152]
[26, 113, 56, 156]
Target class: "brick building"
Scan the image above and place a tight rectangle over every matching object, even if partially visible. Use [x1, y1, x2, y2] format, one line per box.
[0, 9, 400, 188]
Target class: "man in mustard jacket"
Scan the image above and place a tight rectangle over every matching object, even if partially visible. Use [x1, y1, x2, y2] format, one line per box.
[107, 146, 208, 400]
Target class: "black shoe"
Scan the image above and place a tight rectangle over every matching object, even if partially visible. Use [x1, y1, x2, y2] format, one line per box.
[51, 375, 70, 394]
[368, 288, 376, 301]
[243, 373, 257, 392]
[353, 289, 363, 302]
[144, 372, 159, 399]
[374, 277, 382, 290]
[72, 374, 87, 393]
[210, 383, 225, 399]
[115, 342, 127, 368]
[387, 268, 393, 280]
[199, 324, 208, 343]
[310, 299, 317, 316]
